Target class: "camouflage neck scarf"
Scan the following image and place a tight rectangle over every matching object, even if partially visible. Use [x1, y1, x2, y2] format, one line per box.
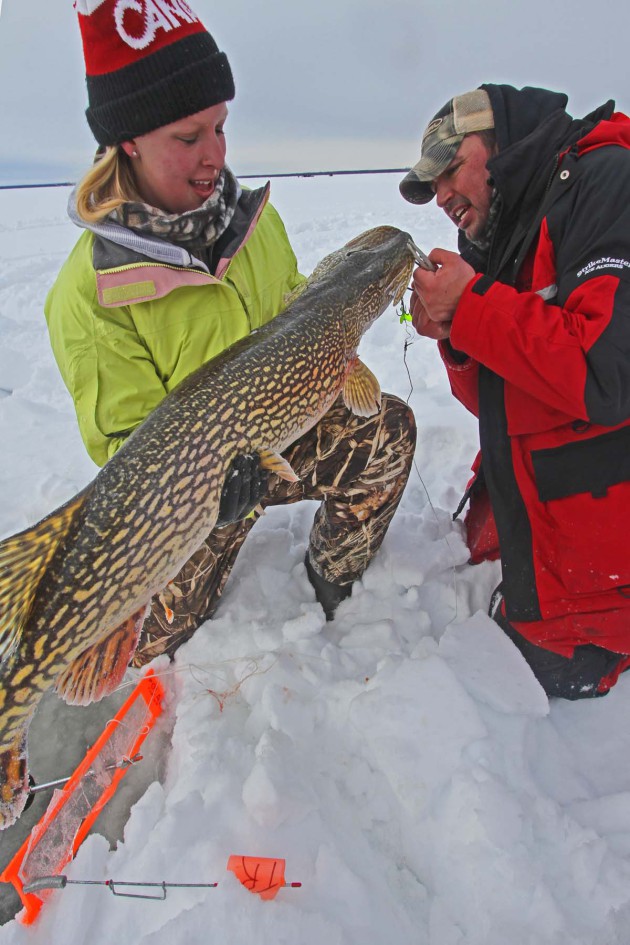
[465, 187, 502, 255]
[111, 166, 239, 251]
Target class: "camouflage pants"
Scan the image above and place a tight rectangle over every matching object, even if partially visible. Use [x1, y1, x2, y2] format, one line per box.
[132, 394, 416, 666]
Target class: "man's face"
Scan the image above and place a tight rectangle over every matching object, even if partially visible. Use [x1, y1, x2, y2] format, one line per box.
[431, 133, 496, 242]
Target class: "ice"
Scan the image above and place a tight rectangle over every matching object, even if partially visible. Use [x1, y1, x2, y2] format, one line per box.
[2, 178, 630, 944]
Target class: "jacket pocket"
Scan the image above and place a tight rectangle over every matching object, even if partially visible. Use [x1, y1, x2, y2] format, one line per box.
[531, 425, 630, 501]
[530, 426, 630, 595]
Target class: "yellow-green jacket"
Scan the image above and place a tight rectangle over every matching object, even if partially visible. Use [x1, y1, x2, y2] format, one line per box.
[45, 184, 304, 466]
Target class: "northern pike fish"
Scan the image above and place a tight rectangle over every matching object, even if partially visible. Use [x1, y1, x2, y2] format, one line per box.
[0, 225, 415, 828]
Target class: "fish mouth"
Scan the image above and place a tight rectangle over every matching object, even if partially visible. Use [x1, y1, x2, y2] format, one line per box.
[406, 238, 436, 272]
[340, 227, 427, 308]
[389, 261, 413, 306]
[384, 241, 416, 307]
[385, 238, 435, 306]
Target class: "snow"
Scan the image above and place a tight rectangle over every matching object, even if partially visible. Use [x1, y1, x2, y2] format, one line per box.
[2, 176, 630, 943]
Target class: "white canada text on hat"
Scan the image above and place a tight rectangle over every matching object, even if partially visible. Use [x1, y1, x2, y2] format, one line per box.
[74, 0, 199, 38]
[114, 0, 199, 49]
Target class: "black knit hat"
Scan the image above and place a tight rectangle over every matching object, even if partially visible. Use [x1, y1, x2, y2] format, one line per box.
[75, 1, 235, 147]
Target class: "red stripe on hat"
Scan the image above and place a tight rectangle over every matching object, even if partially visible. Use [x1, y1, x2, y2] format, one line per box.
[78, 0, 206, 76]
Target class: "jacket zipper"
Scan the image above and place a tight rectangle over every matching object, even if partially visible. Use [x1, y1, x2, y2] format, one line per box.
[98, 261, 214, 277]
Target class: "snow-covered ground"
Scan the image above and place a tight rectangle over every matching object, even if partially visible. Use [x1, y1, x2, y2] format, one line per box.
[2, 176, 630, 944]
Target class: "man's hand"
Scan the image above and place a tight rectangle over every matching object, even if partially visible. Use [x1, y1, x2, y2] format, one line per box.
[215, 453, 269, 527]
[411, 248, 476, 340]
[410, 287, 450, 340]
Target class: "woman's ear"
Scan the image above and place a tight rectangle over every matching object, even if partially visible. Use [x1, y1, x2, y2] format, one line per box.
[120, 140, 138, 158]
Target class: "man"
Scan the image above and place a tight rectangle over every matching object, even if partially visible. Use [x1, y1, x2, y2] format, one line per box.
[401, 85, 630, 699]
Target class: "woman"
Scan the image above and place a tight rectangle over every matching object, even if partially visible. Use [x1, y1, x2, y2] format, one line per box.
[46, 0, 416, 666]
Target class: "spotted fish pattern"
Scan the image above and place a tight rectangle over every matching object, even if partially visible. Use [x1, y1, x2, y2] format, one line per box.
[0, 225, 415, 827]
[134, 393, 417, 665]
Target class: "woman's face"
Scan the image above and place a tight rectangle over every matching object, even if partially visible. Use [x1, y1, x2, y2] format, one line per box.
[122, 102, 228, 214]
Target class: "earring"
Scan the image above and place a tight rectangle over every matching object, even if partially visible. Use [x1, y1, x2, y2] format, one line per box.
[132, 150, 138, 157]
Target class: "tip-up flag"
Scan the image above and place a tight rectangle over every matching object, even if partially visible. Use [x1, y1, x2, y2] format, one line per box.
[0, 670, 165, 925]
[227, 855, 301, 900]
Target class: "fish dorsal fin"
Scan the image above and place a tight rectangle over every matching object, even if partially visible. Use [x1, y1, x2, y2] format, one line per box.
[0, 489, 88, 666]
[342, 358, 382, 417]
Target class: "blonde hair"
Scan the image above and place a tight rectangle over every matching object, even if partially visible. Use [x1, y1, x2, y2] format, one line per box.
[75, 146, 141, 223]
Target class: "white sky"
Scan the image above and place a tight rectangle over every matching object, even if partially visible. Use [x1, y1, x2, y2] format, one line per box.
[0, 0, 629, 182]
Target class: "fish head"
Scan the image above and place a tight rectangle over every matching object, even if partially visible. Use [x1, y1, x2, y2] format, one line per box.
[312, 226, 415, 349]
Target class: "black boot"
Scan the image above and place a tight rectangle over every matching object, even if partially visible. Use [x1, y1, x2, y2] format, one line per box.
[304, 552, 352, 621]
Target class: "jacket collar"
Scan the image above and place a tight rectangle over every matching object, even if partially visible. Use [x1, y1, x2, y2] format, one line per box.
[68, 181, 270, 275]
[458, 90, 616, 274]
[574, 104, 630, 155]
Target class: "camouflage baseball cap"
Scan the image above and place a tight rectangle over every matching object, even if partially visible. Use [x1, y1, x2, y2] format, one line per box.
[400, 88, 494, 205]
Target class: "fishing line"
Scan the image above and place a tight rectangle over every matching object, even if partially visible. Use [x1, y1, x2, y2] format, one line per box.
[0, 167, 411, 192]
[113, 657, 276, 711]
[399, 297, 460, 626]
[400, 320, 416, 406]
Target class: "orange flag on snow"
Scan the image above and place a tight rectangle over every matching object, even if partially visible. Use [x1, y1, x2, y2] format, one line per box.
[227, 855, 289, 900]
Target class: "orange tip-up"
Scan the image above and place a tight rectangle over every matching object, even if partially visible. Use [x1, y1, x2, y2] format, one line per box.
[226, 855, 301, 900]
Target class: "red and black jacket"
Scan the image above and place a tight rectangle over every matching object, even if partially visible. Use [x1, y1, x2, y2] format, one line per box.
[442, 85, 630, 656]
